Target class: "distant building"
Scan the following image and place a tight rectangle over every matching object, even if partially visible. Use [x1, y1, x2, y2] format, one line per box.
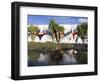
[28, 24, 87, 44]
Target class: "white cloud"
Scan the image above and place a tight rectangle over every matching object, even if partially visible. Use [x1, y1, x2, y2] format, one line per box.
[79, 18, 88, 23]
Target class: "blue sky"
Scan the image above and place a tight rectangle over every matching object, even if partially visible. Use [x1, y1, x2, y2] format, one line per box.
[28, 15, 88, 25]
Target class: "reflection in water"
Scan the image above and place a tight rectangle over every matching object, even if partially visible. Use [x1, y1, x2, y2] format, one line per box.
[60, 53, 77, 64]
[28, 50, 77, 66]
[38, 53, 49, 63]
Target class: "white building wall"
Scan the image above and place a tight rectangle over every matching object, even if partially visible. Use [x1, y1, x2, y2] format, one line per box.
[28, 24, 85, 44]
[28, 35, 32, 42]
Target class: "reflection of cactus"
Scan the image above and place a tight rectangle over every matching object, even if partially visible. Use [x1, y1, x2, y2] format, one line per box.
[50, 50, 63, 64]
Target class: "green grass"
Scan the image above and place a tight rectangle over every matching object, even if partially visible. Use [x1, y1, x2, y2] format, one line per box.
[28, 41, 75, 50]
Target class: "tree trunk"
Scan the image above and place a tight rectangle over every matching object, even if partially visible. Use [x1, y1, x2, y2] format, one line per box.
[82, 38, 85, 44]
[56, 42, 62, 50]
[52, 33, 55, 42]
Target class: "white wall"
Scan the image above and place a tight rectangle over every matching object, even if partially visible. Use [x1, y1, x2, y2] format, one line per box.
[28, 24, 79, 43]
[0, 0, 99, 82]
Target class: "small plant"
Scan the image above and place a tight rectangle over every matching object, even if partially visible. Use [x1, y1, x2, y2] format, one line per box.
[28, 25, 40, 41]
[77, 22, 88, 44]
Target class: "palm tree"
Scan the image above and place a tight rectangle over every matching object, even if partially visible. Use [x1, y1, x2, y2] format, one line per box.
[77, 22, 88, 44]
[48, 20, 65, 49]
[28, 25, 40, 41]
[48, 20, 56, 42]
[48, 20, 65, 64]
